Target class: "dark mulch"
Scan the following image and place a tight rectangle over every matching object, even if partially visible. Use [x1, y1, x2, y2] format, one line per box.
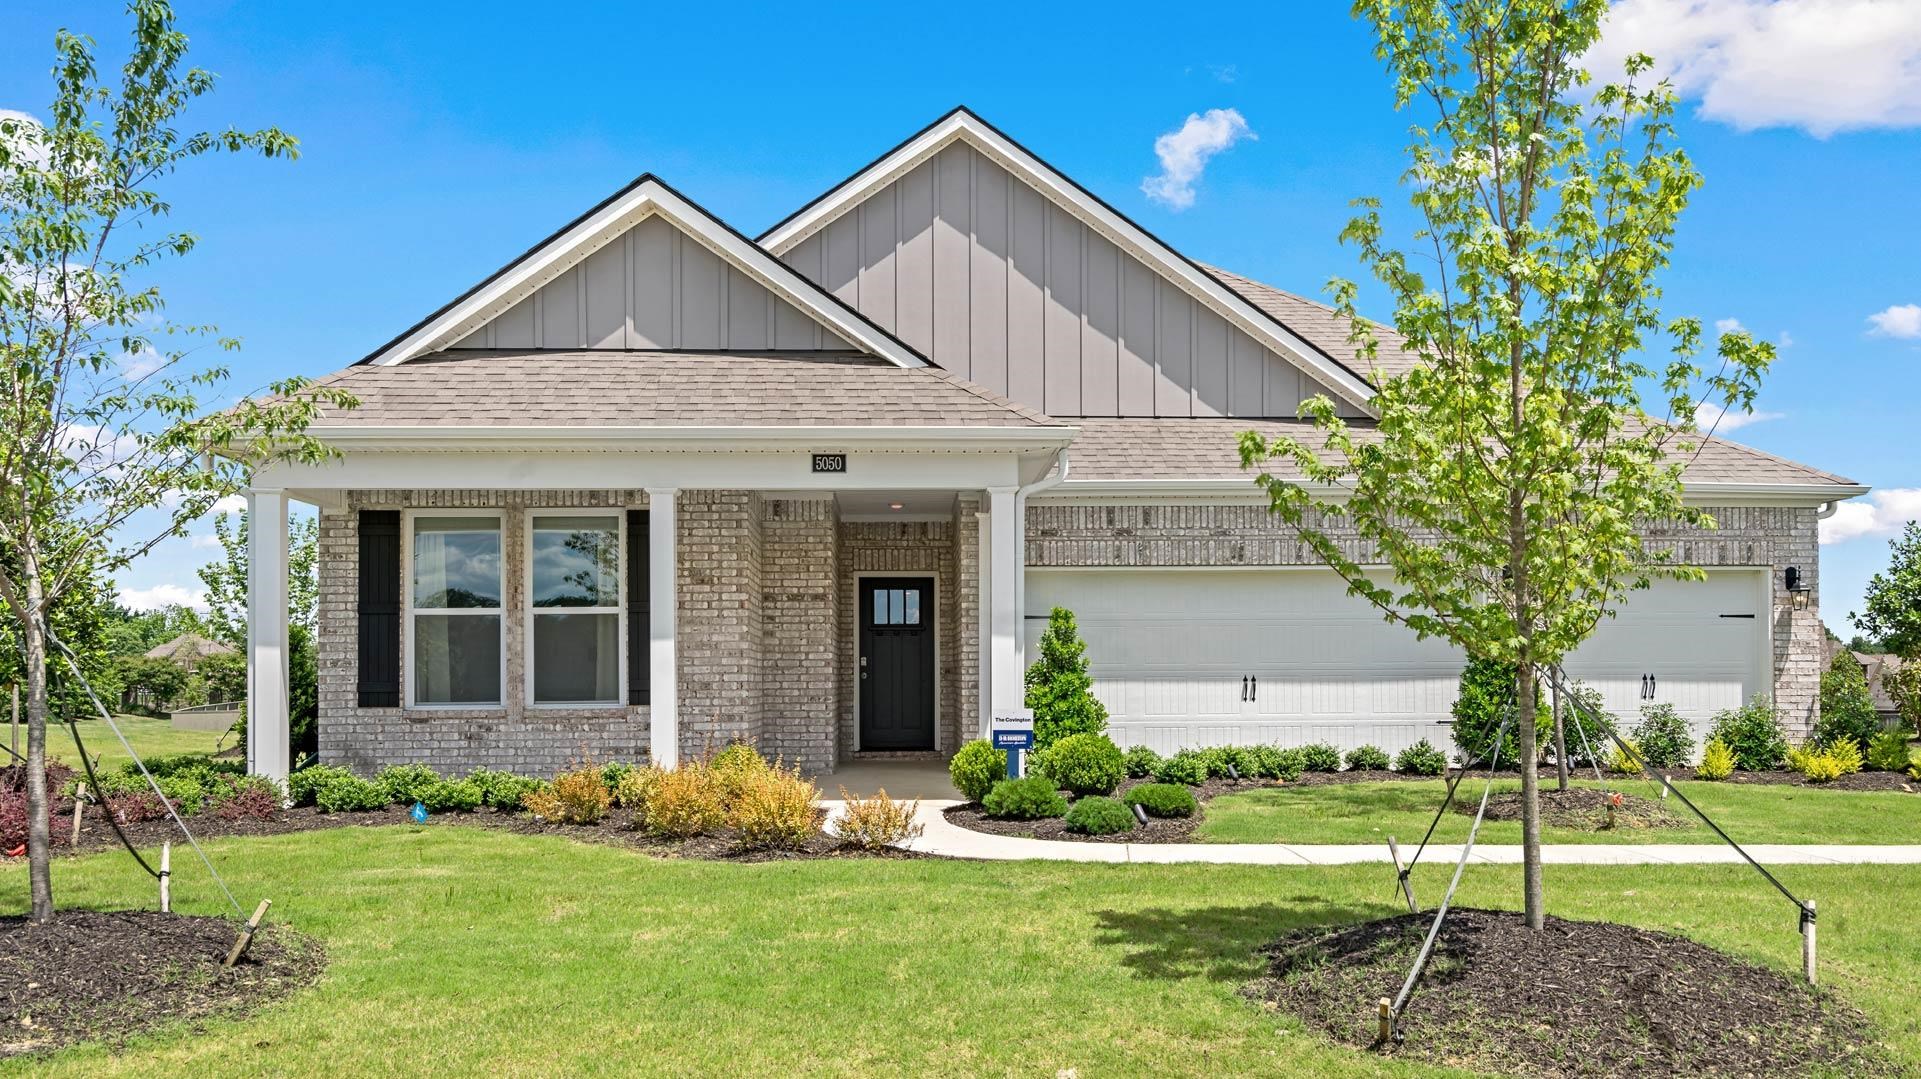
[470, 805, 925, 862]
[1458, 787, 1690, 832]
[0, 909, 324, 1059]
[1720, 769, 1916, 793]
[1244, 908, 1899, 1078]
[1289, 764, 1920, 794]
[942, 776, 1279, 843]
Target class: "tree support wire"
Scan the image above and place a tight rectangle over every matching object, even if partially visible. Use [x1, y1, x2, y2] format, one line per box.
[46, 624, 247, 920]
[1395, 704, 1521, 908]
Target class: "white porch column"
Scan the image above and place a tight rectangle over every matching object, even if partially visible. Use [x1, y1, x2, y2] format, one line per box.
[987, 486, 1022, 714]
[246, 488, 290, 786]
[1013, 491, 1030, 671]
[646, 488, 680, 768]
[976, 507, 993, 738]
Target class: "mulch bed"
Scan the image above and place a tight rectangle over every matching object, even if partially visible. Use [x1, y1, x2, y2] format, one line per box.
[0, 909, 324, 1059]
[1288, 764, 1919, 794]
[1244, 908, 1899, 1078]
[1720, 769, 1916, 793]
[470, 805, 925, 862]
[942, 776, 1279, 843]
[1458, 787, 1690, 832]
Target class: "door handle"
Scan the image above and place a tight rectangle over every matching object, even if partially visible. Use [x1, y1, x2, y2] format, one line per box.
[1640, 674, 1649, 700]
[1648, 674, 1656, 698]
[1241, 676, 1248, 702]
[1250, 676, 1257, 702]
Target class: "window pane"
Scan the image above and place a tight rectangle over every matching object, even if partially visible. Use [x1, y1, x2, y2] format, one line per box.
[531, 516, 618, 608]
[889, 589, 905, 625]
[413, 614, 501, 704]
[873, 590, 887, 625]
[413, 517, 501, 608]
[904, 588, 920, 625]
[534, 612, 619, 702]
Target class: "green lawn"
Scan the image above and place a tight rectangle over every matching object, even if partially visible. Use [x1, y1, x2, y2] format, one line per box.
[1196, 777, 1921, 846]
[42, 714, 229, 775]
[4, 827, 1917, 1076]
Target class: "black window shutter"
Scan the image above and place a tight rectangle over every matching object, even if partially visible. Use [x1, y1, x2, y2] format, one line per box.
[357, 511, 402, 707]
[627, 509, 650, 705]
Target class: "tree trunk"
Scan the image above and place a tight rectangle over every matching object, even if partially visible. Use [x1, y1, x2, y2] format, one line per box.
[1517, 662, 1544, 930]
[23, 568, 53, 922]
[1552, 673, 1568, 792]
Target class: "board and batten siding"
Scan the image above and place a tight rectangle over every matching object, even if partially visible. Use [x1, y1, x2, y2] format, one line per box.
[452, 215, 855, 352]
[779, 140, 1362, 419]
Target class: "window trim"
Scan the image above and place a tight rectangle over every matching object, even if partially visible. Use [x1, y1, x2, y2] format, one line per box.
[402, 509, 507, 710]
[522, 509, 626, 709]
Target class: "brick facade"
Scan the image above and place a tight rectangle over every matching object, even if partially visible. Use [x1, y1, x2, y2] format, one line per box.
[760, 498, 840, 770]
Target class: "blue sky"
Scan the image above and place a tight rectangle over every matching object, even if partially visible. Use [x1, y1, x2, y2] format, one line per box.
[4, 0, 1917, 637]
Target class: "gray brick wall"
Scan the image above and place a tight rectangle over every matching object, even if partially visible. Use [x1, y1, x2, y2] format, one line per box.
[1026, 502, 1825, 737]
[676, 491, 764, 759]
[760, 497, 839, 772]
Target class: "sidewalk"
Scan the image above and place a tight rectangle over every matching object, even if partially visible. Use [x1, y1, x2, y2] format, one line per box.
[820, 799, 1921, 866]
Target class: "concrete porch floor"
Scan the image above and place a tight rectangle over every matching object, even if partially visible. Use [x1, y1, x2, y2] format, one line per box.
[812, 759, 960, 800]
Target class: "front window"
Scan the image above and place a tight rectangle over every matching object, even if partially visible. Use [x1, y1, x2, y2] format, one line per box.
[529, 514, 621, 704]
[411, 515, 503, 705]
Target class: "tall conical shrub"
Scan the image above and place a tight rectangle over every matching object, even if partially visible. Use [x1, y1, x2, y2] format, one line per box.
[1024, 607, 1108, 751]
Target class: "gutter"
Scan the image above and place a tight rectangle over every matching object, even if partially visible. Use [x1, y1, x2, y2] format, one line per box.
[281, 423, 1079, 453]
[1012, 449, 1071, 667]
[1036, 477, 1870, 508]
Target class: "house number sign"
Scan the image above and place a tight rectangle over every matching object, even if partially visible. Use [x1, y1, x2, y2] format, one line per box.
[811, 453, 847, 474]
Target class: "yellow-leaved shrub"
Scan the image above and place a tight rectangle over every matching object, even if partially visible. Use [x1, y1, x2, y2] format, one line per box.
[833, 787, 923, 850]
[728, 764, 820, 850]
[525, 765, 611, 824]
[1697, 738, 1735, 781]
[642, 763, 726, 839]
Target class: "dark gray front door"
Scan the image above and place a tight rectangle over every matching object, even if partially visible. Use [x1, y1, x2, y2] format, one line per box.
[859, 578, 935, 750]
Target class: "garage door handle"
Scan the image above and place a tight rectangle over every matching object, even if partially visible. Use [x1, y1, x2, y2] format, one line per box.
[1640, 674, 1649, 700]
[1240, 676, 1248, 702]
[1649, 674, 1656, 698]
[1250, 676, 1257, 702]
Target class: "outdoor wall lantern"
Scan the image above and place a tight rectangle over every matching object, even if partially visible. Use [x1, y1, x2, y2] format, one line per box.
[1784, 566, 1811, 611]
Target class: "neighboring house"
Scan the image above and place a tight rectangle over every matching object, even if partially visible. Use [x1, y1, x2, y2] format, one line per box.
[239, 108, 1865, 783]
[146, 632, 236, 673]
[1826, 640, 1909, 731]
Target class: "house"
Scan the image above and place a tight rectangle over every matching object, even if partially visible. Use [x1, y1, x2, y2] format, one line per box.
[145, 632, 235, 673]
[1825, 639, 1910, 731]
[239, 108, 1866, 783]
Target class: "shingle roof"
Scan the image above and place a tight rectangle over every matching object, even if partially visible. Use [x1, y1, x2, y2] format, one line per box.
[308, 350, 1067, 428]
[1063, 417, 1861, 488]
[1202, 264, 1423, 386]
[145, 633, 235, 663]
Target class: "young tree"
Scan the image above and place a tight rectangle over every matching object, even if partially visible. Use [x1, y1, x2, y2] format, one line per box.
[1023, 607, 1109, 751]
[0, 3, 353, 920]
[1853, 521, 1921, 660]
[1240, 1, 1769, 928]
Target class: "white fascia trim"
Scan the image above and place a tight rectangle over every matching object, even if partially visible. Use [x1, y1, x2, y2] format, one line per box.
[1040, 477, 1870, 508]
[365, 180, 924, 369]
[303, 423, 1077, 452]
[758, 112, 1379, 415]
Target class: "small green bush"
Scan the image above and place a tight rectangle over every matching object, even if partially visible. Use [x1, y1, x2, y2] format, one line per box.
[289, 764, 353, 807]
[1196, 747, 1238, 779]
[949, 740, 1007, 803]
[1345, 745, 1391, 771]
[1240, 745, 1304, 781]
[1697, 738, 1736, 780]
[1063, 796, 1136, 835]
[981, 776, 1067, 820]
[1121, 745, 1162, 778]
[1708, 697, 1789, 771]
[1123, 783, 1197, 818]
[1034, 732, 1125, 796]
[1299, 742, 1342, 773]
[155, 774, 210, 815]
[141, 753, 244, 780]
[315, 774, 389, 813]
[1630, 704, 1695, 769]
[599, 760, 635, 793]
[1816, 653, 1881, 753]
[375, 764, 441, 806]
[419, 779, 483, 813]
[1867, 729, 1916, 773]
[466, 769, 542, 811]
[1395, 739, 1449, 776]
[1152, 749, 1210, 787]
[1606, 738, 1644, 776]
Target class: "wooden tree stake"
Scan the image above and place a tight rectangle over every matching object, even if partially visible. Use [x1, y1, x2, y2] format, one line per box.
[70, 783, 86, 845]
[1802, 899, 1817, 986]
[1387, 836, 1417, 912]
[223, 899, 272, 970]
[158, 841, 172, 913]
[1376, 997, 1393, 1045]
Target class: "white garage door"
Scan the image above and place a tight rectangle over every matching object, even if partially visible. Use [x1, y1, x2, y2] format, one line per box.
[1023, 568, 1767, 757]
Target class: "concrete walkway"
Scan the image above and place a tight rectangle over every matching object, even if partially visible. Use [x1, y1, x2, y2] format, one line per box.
[819, 799, 1921, 866]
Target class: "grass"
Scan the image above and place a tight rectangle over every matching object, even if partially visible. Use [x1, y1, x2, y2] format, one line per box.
[3, 826, 1918, 1076]
[42, 714, 229, 774]
[1196, 777, 1921, 846]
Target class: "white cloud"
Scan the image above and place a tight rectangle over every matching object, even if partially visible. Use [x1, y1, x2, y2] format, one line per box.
[188, 533, 223, 550]
[1141, 108, 1255, 211]
[1779, 331, 1795, 347]
[1589, 0, 1921, 136]
[1714, 317, 1746, 334]
[212, 494, 247, 515]
[1694, 400, 1784, 431]
[1821, 488, 1921, 544]
[117, 347, 166, 381]
[1867, 303, 1921, 339]
[118, 582, 209, 612]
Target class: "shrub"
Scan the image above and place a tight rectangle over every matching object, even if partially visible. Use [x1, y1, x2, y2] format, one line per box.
[1123, 782, 1198, 818]
[1297, 742, 1342, 773]
[709, 743, 771, 805]
[1240, 745, 1304, 781]
[833, 787, 923, 850]
[1452, 656, 1525, 766]
[949, 739, 1007, 803]
[1034, 733, 1124, 796]
[289, 764, 353, 807]
[1152, 749, 1210, 787]
[1630, 704, 1695, 769]
[156, 773, 211, 816]
[1395, 739, 1449, 776]
[374, 764, 441, 806]
[467, 769, 543, 811]
[525, 765, 611, 825]
[1708, 697, 1789, 771]
[111, 790, 169, 824]
[1605, 738, 1643, 776]
[642, 765, 725, 838]
[1815, 653, 1881, 753]
[728, 765, 819, 850]
[1555, 681, 1618, 769]
[1345, 745, 1391, 771]
[1122, 745, 1162, 779]
[613, 765, 663, 810]
[1195, 747, 1238, 779]
[1063, 796, 1136, 835]
[1827, 738, 1864, 776]
[208, 774, 284, 820]
[982, 776, 1067, 820]
[599, 760, 635, 795]
[1, 762, 76, 848]
[315, 774, 389, 813]
[1697, 738, 1736, 780]
[1787, 744, 1848, 783]
[419, 779, 483, 813]
[1867, 730, 1916, 773]
[141, 753, 243, 780]
[1025, 607, 1110, 750]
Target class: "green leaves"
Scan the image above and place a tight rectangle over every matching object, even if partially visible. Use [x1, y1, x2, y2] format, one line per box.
[1853, 522, 1921, 660]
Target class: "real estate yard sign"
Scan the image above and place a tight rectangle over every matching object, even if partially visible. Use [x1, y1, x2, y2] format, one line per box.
[992, 710, 1035, 777]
